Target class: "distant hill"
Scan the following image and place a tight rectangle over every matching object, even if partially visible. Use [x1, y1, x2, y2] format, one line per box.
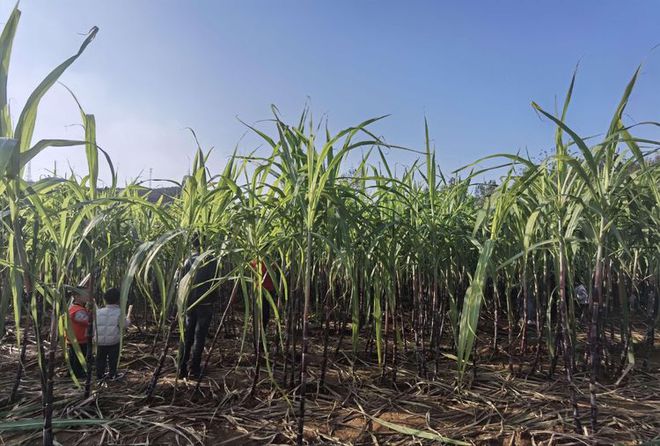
[142, 186, 181, 203]
[25, 178, 182, 204]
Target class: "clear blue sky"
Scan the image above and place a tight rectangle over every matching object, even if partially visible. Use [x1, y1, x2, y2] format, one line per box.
[3, 1, 660, 185]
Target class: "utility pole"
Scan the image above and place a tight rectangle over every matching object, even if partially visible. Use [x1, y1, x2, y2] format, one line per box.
[149, 168, 153, 189]
[26, 162, 32, 183]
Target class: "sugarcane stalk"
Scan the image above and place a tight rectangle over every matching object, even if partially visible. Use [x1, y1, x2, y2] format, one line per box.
[83, 271, 96, 398]
[145, 313, 177, 398]
[296, 228, 312, 446]
[9, 294, 31, 403]
[521, 263, 530, 354]
[319, 284, 332, 388]
[250, 280, 263, 397]
[42, 293, 59, 446]
[289, 287, 299, 388]
[492, 276, 500, 356]
[645, 277, 657, 347]
[558, 244, 582, 433]
[381, 294, 389, 383]
[588, 225, 605, 433]
[283, 282, 293, 386]
[505, 278, 514, 374]
[529, 256, 543, 376]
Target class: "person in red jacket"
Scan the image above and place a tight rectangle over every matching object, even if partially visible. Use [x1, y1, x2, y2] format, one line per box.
[68, 290, 92, 379]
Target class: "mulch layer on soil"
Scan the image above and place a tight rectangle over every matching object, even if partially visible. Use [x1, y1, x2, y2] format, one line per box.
[1, 320, 659, 445]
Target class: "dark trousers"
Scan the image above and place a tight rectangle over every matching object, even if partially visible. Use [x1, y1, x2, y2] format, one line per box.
[68, 343, 90, 379]
[96, 343, 120, 379]
[262, 299, 271, 329]
[179, 306, 213, 375]
[261, 288, 276, 329]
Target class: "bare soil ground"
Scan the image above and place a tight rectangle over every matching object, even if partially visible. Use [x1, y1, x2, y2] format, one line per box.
[1, 317, 659, 445]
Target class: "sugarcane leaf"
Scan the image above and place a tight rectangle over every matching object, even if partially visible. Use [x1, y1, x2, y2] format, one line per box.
[0, 418, 109, 432]
[456, 238, 495, 378]
[0, 137, 18, 177]
[369, 415, 469, 445]
[0, 4, 20, 137]
[14, 26, 98, 153]
[20, 139, 87, 167]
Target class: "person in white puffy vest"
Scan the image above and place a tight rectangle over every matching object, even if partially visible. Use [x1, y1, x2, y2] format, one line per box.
[95, 288, 131, 380]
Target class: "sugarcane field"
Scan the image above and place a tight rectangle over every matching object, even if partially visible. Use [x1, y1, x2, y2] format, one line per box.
[1, 2, 659, 446]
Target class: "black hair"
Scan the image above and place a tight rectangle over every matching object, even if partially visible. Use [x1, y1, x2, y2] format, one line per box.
[191, 233, 200, 249]
[103, 288, 120, 305]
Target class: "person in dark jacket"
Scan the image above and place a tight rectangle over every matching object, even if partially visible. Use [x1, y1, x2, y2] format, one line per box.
[177, 235, 219, 379]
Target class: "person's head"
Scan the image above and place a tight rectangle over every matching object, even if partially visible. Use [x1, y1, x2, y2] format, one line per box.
[72, 291, 91, 305]
[103, 288, 120, 305]
[191, 232, 201, 251]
